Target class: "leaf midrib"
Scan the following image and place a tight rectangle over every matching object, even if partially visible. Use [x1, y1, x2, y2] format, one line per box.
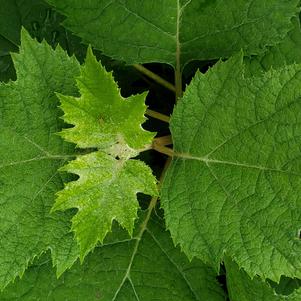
[0, 155, 74, 169]
[0, 135, 75, 169]
[174, 69, 301, 176]
[173, 154, 301, 177]
[110, 216, 200, 301]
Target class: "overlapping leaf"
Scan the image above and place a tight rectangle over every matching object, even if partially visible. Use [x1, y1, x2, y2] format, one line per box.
[55, 48, 157, 259]
[46, 0, 299, 68]
[245, 17, 301, 74]
[0, 214, 225, 301]
[225, 258, 301, 301]
[0, 0, 89, 82]
[0, 29, 80, 289]
[161, 53, 301, 281]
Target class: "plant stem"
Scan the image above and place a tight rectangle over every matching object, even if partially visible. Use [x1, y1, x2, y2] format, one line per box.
[152, 144, 174, 157]
[146, 109, 170, 123]
[153, 135, 172, 147]
[139, 135, 172, 153]
[133, 64, 176, 93]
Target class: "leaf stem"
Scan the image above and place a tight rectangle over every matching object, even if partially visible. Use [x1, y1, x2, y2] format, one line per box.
[133, 64, 176, 93]
[153, 135, 172, 147]
[146, 109, 170, 123]
[152, 144, 174, 157]
[139, 135, 172, 153]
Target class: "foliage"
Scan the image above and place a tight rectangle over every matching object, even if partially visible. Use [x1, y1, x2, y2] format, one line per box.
[54, 48, 157, 259]
[0, 29, 80, 289]
[0, 1, 301, 300]
[161, 52, 301, 282]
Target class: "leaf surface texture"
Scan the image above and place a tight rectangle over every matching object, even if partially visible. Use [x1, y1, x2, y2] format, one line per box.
[225, 258, 301, 301]
[161, 54, 301, 281]
[245, 17, 301, 74]
[46, 0, 299, 67]
[55, 49, 157, 259]
[0, 0, 86, 82]
[0, 30, 81, 289]
[0, 214, 225, 301]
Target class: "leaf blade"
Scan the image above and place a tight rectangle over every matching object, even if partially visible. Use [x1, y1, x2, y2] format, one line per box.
[46, 0, 299, 67]
[0, 29, 81, 289]
[161, 54, 301, 281]
[0, 214, 226, 301]
[225, 258, 301, 301]
[55, 48, 157, 258]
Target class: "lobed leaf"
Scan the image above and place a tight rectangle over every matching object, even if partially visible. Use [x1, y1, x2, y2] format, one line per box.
[161, 53, 301, 281]
[55, 48, 157, 259]
[0, 29, 80, 289]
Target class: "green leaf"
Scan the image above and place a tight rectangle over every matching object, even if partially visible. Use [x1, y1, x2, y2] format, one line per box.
[0, 214, 225, 301]
[0, 0, 88, 82]
[0, 29, 81, 289]
[161, 53, 301, 281]
[225, 258, 301, 301]
[55, 48, 157, 259]
[269, 277, 301, 296]
[58, 47, 154, 151]
[245, 17, 301, 74]
[46, 0, 299, 68]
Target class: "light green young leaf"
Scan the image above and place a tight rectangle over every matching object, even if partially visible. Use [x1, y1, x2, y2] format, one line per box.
[0, 29, 80, 290]
[0, 214, 225, 301]
[46, 0, 299, 68]
[225, 258, 301, 301]
[58, 47, 154, 152]
[161, 54, 301, 282]
[55, 48, 157, 259]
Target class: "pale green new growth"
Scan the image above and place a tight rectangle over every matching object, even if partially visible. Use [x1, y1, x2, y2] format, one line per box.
[161, 54, 301, 281]
[46, 0, 299, 68]
[225, 258, 301, 301]
[55, 152, 157, 259]
[58, 47, 154, 153]
[55, 48, 157, 259]
[0, 29, 80, 290]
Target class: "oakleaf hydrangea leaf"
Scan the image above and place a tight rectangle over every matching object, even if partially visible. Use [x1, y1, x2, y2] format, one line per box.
[161, 53, 301, 281]
[0, 214, 225, 301]
[225, 258, 301, 301]
[55, 48, 157, 259]
[46, 0, 299, 68]
[0, 29, 80, 289]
